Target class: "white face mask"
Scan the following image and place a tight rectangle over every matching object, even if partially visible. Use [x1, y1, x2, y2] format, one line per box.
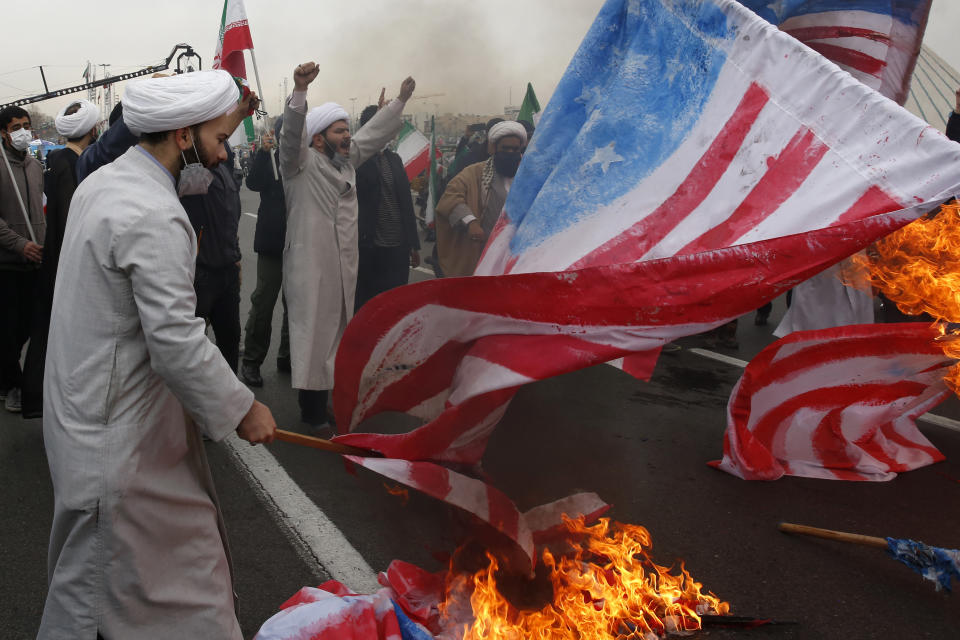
[177, 140, 215, 197]
[9, 128, 32, 152]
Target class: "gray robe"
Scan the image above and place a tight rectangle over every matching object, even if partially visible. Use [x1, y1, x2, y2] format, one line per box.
[39, 146, 254, 640]
[280, 97, 404, 391]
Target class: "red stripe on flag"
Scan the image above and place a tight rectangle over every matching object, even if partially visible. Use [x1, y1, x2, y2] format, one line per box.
[569, 83, 770, 269]
[216, 50, 247, 81]
[752, 381, 930, 448]
[784, 26, 891, 45]
[678, 128, 829, 254]
[222, 24, 253, 54]
[468, 334, 629, 380]
[834, 184, 902, 225]
[803, 42, 885, 77]
[404, 150, 430, 181]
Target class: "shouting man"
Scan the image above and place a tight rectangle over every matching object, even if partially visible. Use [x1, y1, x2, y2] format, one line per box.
[279, 61, 415, 431]
[39, 70, 276, 640]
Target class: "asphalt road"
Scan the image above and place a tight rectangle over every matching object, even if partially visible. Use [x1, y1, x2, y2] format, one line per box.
[2, 184, 959, 639]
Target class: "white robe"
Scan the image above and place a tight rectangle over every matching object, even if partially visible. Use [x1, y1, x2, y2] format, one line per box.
[280, 96, 404, 391]
[774, 255, 875, 337]
[39, 146, 254, 640]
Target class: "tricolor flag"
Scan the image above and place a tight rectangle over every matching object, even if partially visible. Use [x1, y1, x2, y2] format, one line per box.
[517, 82, 541, 126]
[396, 121, 431, 182]
[329, 0, 960, 553]
[741, 0, 932, 105]
[711, 323, 952, 482]
[214, 0, 255, 144]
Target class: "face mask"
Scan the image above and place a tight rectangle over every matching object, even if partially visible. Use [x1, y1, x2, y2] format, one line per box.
[9, 128, 32, 152]
[177, 139, 215, 197]
[493, 150, 522, 177]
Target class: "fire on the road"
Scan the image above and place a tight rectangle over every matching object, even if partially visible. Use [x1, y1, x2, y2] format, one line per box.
[438, 516, 729, 639]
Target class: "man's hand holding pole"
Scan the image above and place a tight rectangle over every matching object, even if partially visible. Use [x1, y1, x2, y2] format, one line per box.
[237, 400, 277, 444]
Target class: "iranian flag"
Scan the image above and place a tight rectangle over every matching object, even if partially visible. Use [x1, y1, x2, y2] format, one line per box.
[214, 0, 255, 145]
[396, 121, 430, 181]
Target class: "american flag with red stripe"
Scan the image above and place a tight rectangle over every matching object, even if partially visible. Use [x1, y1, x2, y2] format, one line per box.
[710, 323, 952, 481]
[742, 1, 932, 104]
[329, 0, 960, 548]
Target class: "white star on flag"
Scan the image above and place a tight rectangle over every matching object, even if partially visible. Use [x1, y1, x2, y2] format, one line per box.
[586, 142, 625, 174]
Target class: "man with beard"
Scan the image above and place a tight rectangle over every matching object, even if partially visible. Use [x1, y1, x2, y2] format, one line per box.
[39, 70, 276, 640]
[280, 62, 415, 431]
[20, 99, 99, 418]
[76, 79, 251, 372]
[436, 120, 527, 277]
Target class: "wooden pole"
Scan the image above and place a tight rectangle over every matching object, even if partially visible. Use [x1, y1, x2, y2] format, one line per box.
[274, 428, 382, 458]
[778, 522, 889, 550]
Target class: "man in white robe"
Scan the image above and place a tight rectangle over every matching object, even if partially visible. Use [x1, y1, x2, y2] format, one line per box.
[279, 61, 415, 430]
[39, 70, 276, 640]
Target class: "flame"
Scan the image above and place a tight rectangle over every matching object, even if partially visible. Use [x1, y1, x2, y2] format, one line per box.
[440, 517, 729, 639]
[852, 203, 960, 390]
[384, 483, 411, 505]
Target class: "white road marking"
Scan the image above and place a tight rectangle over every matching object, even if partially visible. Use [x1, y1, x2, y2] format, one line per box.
[687, 347, 960, 435]
[243, 212, 258, 219]
[222, 433, 380, 593]
[687, 348, 749, 369]
[411, 266, 434, 276]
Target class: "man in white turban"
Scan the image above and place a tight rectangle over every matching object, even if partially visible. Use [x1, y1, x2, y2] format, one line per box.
[19, 100, 101, 418]
[279, 62, 415, 431]
[39, 70, 276, 640]
[436, 120, 527, 277]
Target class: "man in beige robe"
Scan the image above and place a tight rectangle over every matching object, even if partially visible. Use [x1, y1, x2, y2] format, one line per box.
[39, 70, 276, 640]
[436, 121, 527, 277]
[279, 61, 415, 430]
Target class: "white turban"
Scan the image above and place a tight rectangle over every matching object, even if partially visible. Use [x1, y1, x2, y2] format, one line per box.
[488, 121, 527, 146]
[122, 70, 239, 135]
[55, 99, 99, 138]
[306, 102, 350, 140]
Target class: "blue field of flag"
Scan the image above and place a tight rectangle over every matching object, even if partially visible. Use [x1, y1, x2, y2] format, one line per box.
[505, 0, 732, 255]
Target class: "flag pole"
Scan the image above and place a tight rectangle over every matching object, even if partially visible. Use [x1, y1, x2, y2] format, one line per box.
[248, 48, 279, 180]
[1, 146, 38, 244]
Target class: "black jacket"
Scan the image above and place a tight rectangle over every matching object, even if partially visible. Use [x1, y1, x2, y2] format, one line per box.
[356, 149, 420, 250]
[947, 111, 960, 144]
[245, 148, 286, 257]
[181, 146, 242, 270]
[41, 148, 79, 286]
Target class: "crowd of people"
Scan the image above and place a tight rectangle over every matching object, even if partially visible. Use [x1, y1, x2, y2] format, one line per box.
[0, 58, 539, 637]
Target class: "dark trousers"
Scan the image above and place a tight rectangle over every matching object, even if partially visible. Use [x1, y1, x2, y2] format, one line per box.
[21, 268, 54, 416]
[0, 269, 39, 391]
[243, 253, 289, 366]
[195, 264, 241, 373]
[355, 245, 410, 312]
[298, 389, 329, 424]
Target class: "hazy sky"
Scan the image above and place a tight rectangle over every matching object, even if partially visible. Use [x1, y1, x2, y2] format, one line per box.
[2, 1, 959, 121]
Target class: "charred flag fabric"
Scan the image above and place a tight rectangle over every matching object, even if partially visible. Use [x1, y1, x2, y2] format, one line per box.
[329, 0, 960, 558]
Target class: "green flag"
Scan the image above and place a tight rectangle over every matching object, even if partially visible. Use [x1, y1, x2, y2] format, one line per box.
[517, 82, 541, 125]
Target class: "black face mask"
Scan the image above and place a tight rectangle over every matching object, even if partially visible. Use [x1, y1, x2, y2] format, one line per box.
[493, 151, 522, 177]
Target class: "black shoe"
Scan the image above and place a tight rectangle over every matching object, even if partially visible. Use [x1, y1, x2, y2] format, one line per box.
[238, 362, 263, 387]
[276, 356, 291, 373]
